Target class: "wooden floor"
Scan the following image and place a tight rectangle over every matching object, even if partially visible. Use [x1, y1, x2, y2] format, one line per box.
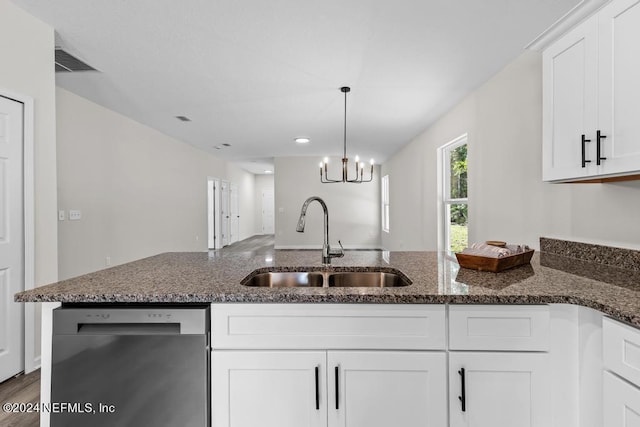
[0, 369, 40, 427]
[0, 235, 275, 427]
[217, 234, 275, 255]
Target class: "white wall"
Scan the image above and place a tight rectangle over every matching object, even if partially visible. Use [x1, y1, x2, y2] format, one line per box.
[254, 174, 275, 234]
[0, 0, 58, 362]
[56, 87, 256, 279]
[382, 50, 640, 251]
[274, 156, 381, 249]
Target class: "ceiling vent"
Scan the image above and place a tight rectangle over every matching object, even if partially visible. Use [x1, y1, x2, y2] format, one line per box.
[55, 48, 97, 72]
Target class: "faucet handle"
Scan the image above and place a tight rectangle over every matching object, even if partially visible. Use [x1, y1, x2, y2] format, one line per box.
[330, 240, 345, 258]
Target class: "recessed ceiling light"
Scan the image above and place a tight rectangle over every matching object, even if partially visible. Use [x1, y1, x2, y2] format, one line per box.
[295, 137, 310, 144]
[175, 115, 191, 122]
[264, 170, 273, 174]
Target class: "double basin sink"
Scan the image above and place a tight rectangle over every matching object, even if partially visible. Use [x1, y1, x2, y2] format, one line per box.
[243, 270, 411, 288]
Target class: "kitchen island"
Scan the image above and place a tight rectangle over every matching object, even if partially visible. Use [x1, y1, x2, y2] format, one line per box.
[15, 249, 640, 326]
[14, 244, 640, 427]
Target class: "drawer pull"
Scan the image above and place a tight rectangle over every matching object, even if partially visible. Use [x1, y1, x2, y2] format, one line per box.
[315, 366, 320, 410]
[581, 134, 592, 168]
[335, 366, 340, 410]
[597, 130, 607, 165]
[458, 367, 466, 412]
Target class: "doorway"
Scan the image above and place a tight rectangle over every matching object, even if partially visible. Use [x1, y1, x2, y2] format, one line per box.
[261, 190, 274, 234]
[0, 95, 25, 382]
[207, 177, 221, 250]
[207, 178, 240, 249]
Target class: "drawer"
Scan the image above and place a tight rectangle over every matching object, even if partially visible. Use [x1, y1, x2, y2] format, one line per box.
[603, 317, 640, 387]
[449, 305, 550, 351]
[211, 304, 446, 350]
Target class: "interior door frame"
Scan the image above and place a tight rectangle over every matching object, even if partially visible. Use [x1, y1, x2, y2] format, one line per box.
[207, 177, 222, 250]
[1, 88, 36, 373]
[261, 190, 274, 234]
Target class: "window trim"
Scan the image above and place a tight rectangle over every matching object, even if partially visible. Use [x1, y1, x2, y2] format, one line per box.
[381, 174, 390, 233]
[438, 134, 468, 253]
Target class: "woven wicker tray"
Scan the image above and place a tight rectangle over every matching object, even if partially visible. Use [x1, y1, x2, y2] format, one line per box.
[455, 249, 535, 272]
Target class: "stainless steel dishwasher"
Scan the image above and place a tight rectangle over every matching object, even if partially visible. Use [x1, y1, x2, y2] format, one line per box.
[51, 305, 210, 427]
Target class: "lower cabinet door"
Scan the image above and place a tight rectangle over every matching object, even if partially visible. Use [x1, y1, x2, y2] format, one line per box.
[212, 350, 327, 427]
[328, 351, 447, 427]
[603, 371, 640, 427]
[449, 352, 550, 427]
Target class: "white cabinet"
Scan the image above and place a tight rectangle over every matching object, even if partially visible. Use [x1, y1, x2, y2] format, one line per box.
[603, 372, 640, 427]
[543, 14, 598, 182]
[603, 317, 640, 427]
[211, 303, 446, 350]
[328, 351, 447, 427]
[212, 350, 447, 427]
[542, 0, 640, 182]
[448, 305, 551, 427]
[449, 352, 550, 427]
[597, 0, 640, 177]
[448, 305, 550, 351]
[212, 350, 327, 427]
[211, 304, 448, 427]
[211, 303, 561, 427]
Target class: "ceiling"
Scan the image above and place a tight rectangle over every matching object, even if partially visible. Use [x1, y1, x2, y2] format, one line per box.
[12, 0, 579, 174]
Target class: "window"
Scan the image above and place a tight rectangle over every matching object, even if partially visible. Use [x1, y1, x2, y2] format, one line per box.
[382, 174, 390, 232]
[440, 136, 468, 253]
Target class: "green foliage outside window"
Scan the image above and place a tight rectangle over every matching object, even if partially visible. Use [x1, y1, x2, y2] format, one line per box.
[449, 144, 468, 225]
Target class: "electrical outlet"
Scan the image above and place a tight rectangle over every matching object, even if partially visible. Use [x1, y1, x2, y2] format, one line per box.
[58, 210, 65, 221]
[69, 210, 82, 220]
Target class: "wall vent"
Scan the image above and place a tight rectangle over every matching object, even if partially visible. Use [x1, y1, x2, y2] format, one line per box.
[55, 48, 97, 72]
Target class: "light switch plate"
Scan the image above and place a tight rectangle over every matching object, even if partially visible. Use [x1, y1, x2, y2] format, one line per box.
[58, 210, 65, 221]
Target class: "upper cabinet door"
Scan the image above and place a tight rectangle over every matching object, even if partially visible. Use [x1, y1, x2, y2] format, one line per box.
[542, 15, 598, 182]
[597, 0, 640, 177]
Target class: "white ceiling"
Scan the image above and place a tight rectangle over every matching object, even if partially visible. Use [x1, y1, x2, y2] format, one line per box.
[12, 0, 579, 174]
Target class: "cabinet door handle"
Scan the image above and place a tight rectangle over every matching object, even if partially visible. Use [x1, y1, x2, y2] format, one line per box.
[597, 130, 607, 165]
[458, 368, 466, 412]
[315, 366, 320, 410]
[581, 134, 592, 168]
[335, 366, 340, 410]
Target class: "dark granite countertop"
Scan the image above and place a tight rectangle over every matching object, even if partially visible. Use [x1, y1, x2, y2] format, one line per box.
[14, 249, 640, 327]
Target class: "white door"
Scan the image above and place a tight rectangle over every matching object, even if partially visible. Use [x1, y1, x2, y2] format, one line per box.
[328, 351, 447, 427]
[262, 190, 274, 234]
[597, 0, 640, 177]
[0, 96, 25, 382]
[449, 352, 550, 427]
[229, 183, 239, 244]
[212, 350, 327, 427]
[542, 14, 598, 181]
[603, 371, 640, 427]
[220, 181, 229, 247]
[207, 179, 215, 249]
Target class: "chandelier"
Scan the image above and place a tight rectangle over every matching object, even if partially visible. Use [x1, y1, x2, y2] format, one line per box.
[320, 86, 374, 183]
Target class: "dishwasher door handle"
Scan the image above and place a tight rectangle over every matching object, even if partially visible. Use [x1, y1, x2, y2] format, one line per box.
[53, 307, 209, 335]
[77, 322, 181, 335]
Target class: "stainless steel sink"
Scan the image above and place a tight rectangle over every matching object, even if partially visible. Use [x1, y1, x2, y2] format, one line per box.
[243, 271, 411, 288]
[327, 272, 410, 288]
[244, 272, 324, 287]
